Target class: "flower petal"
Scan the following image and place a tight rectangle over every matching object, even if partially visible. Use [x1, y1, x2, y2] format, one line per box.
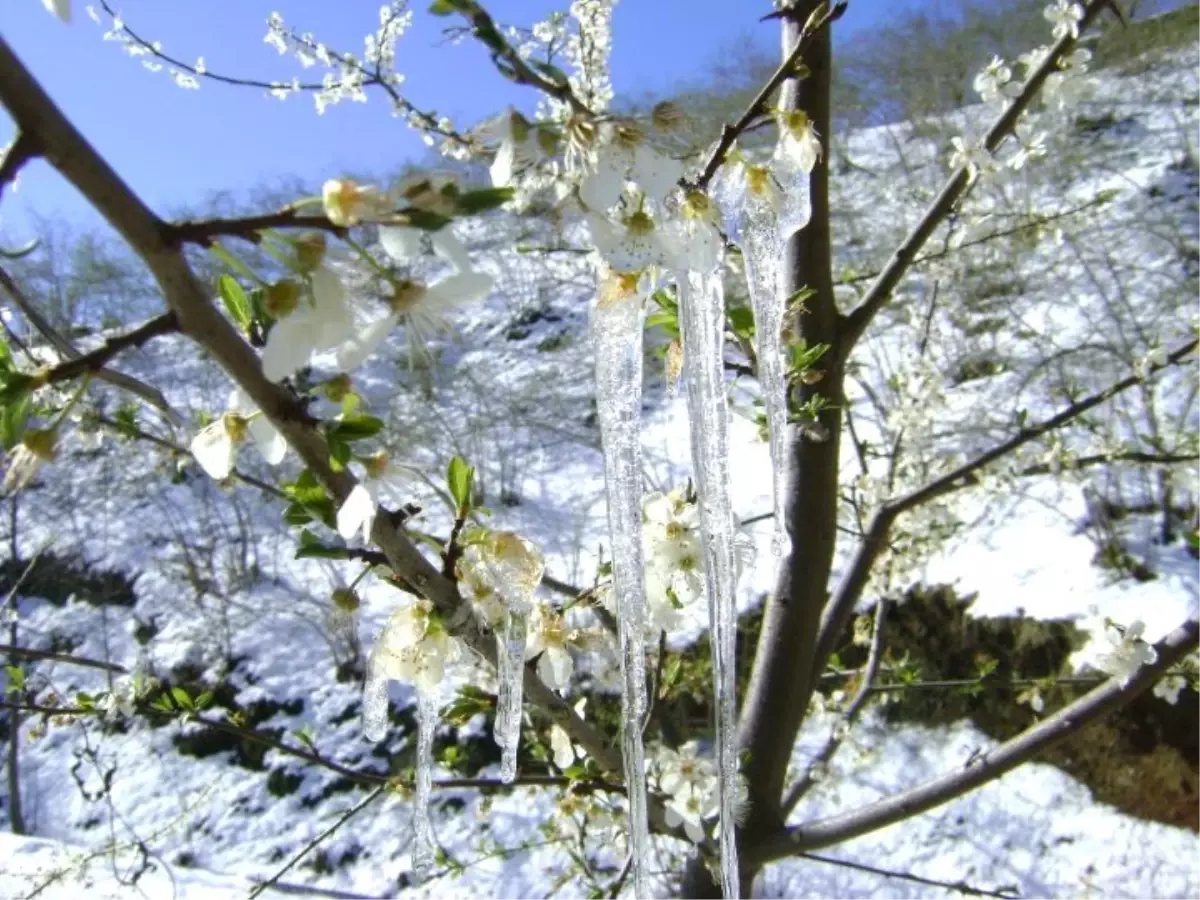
[190, 422, 234, 480]
[248, 416, 287, 466]
[379, 226, 424, 263]
[336, 313, 400, 373]
[632, 144, 684, 204]
[262, 317, 317, 382]
[430, 229, 473, 273]
[579, 153, 626, 212]
[337, 483, 378, 541]
[426, 271, 494, 309]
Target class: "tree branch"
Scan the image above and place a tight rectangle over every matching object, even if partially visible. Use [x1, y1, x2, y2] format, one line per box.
[0, 34, 679, 839]
[35, 312, 178, 388]
[812, 338, 1198, 674]
[799, 851, 1019, 898]
[0, 265, 181, 422]
[750, 618, 1198, 865]
[0, 132, 39, 201]
[167, 209, 347, 248]
[840, 0, 1114, 349]
[690, 0, 847, 191]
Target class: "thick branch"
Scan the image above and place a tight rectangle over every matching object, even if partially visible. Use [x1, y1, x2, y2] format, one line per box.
[841, 0, 1114, 348]
[751, 618, 1199, 864]
[812, 339, 1198, 674]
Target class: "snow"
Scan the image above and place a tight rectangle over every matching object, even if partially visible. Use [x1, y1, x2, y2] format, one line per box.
[0, 39, 1195, 900]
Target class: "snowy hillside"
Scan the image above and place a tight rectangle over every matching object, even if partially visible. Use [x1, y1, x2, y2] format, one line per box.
[0, 31, 1197, 900]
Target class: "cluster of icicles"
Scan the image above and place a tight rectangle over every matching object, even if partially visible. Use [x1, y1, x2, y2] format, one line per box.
[361, 165, 811, 896]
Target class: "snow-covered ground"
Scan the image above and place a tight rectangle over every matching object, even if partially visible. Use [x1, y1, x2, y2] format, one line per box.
[0, 33, 1196, 900]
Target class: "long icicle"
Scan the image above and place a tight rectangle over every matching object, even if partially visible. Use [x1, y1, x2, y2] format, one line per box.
[677, 268, 741, 898]
[495, 604, 529, 783]
[590, 282, 651, 898]
[412, 689, 437, 881]
[741, 216, 790, 558]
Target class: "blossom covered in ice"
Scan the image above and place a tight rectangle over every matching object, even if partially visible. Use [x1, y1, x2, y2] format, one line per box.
[525, 602, 577, 691]
[577, 120, 684, 213]
[190, 388, 287, 480]
[366, 597, 461, 702]
[774, 108, 822, 174]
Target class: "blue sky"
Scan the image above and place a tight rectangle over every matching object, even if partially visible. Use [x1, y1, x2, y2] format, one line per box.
[0, 0, 914, 240]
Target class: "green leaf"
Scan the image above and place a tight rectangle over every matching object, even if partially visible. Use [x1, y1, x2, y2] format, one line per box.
[727, 305, 755, 339]
[284, 503, 314, 526]
[645, 310, 678, 333]
[447, 455, 473, 514]
[428, 0, 462, 14]
[4, 665, 24, 693]
[328, 436, 352, 471]
[195, 691, 213, 710]
[0, 390, 31, 451]
[218, 275, 252, 331]
[455, 186, 515, 215]
[171, 687, 194, 711]
[328, 416, 385, 442]
[295, 529, 352, 560]
[398, 208, 453, 231]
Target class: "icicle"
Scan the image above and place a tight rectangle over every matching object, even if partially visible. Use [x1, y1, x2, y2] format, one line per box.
[361, 659, 390, 742]
[482, 532, 544, 784]
[676, 268, 741, 899]
[590, 279, 652, 899]
[495, 605, 529, 782]
[741, 216, 791, 558]
[412, 689, 437, 881]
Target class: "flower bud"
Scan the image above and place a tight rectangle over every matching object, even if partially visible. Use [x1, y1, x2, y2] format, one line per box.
[23, 427, 58, 462]
[332, 588, 360, 613]
[651, 101, 685, 132]
[364, 449, 390, 480]
[324, 373, 353, 402]
[265, 279, 302, 319]
[294, 232, 327, 273]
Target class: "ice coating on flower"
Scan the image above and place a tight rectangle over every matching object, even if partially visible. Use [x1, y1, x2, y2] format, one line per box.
[589, 264, 653, 898]
[525, 603, 575, 691]
[457, 532, 545, 783]
[775, 108, 822, 175]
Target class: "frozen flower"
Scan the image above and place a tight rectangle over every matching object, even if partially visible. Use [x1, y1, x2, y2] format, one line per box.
[2, 428, 57, 496]
[525, 603, 575, 691]
[335, 450, 416, 541]
[42, 0, 71, 23]
[664, 191, 724, 272]
[718, 155, 782, 218]
[587, 208, 674, 274]
[1044, 0, 1084, 40]
[578, 120, 684, 212]
[665, 789, 716, 844]
[775, 108, 822, 174]
[456, 530, 545, 609]
[379, 223, 471, 274]
[368, 597, 461, 695]
[1087, 620, 1158, 686]
[457, 544, 507, 627]
[658, 742, 716, 798]
[190, 389, 286, 480]
[322, 178, 391, 227]
[262, 266, 355, 381]
[1153, 674, 1187, 705]
[974, 56, 1022, 103]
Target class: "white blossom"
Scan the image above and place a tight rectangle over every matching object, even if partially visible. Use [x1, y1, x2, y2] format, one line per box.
[587, 208, 674, 274]
[1044, 0, 1084, 40]
[190, 389, 287, 480]
[369, 597, 461, 695]
[1084, 620, 1159, 686]
[1153, 674, 1187, 705]
[525, 603, 576, 691]
[949, 135, 994, 184]
[974, 56, 1022, 103]
[262, 266, 355, 381]
[335, 450, 415, 541]
[578, 121, 684, 212]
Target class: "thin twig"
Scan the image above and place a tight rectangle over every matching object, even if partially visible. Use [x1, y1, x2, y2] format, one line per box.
[247, 786, 387, 899]
[841, 0, 1115, 348]
[35, 313, 178, 387]
[800, 851, 1020, 898]
[0, 132, 39, 200]
[0, 643, 125, 674]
